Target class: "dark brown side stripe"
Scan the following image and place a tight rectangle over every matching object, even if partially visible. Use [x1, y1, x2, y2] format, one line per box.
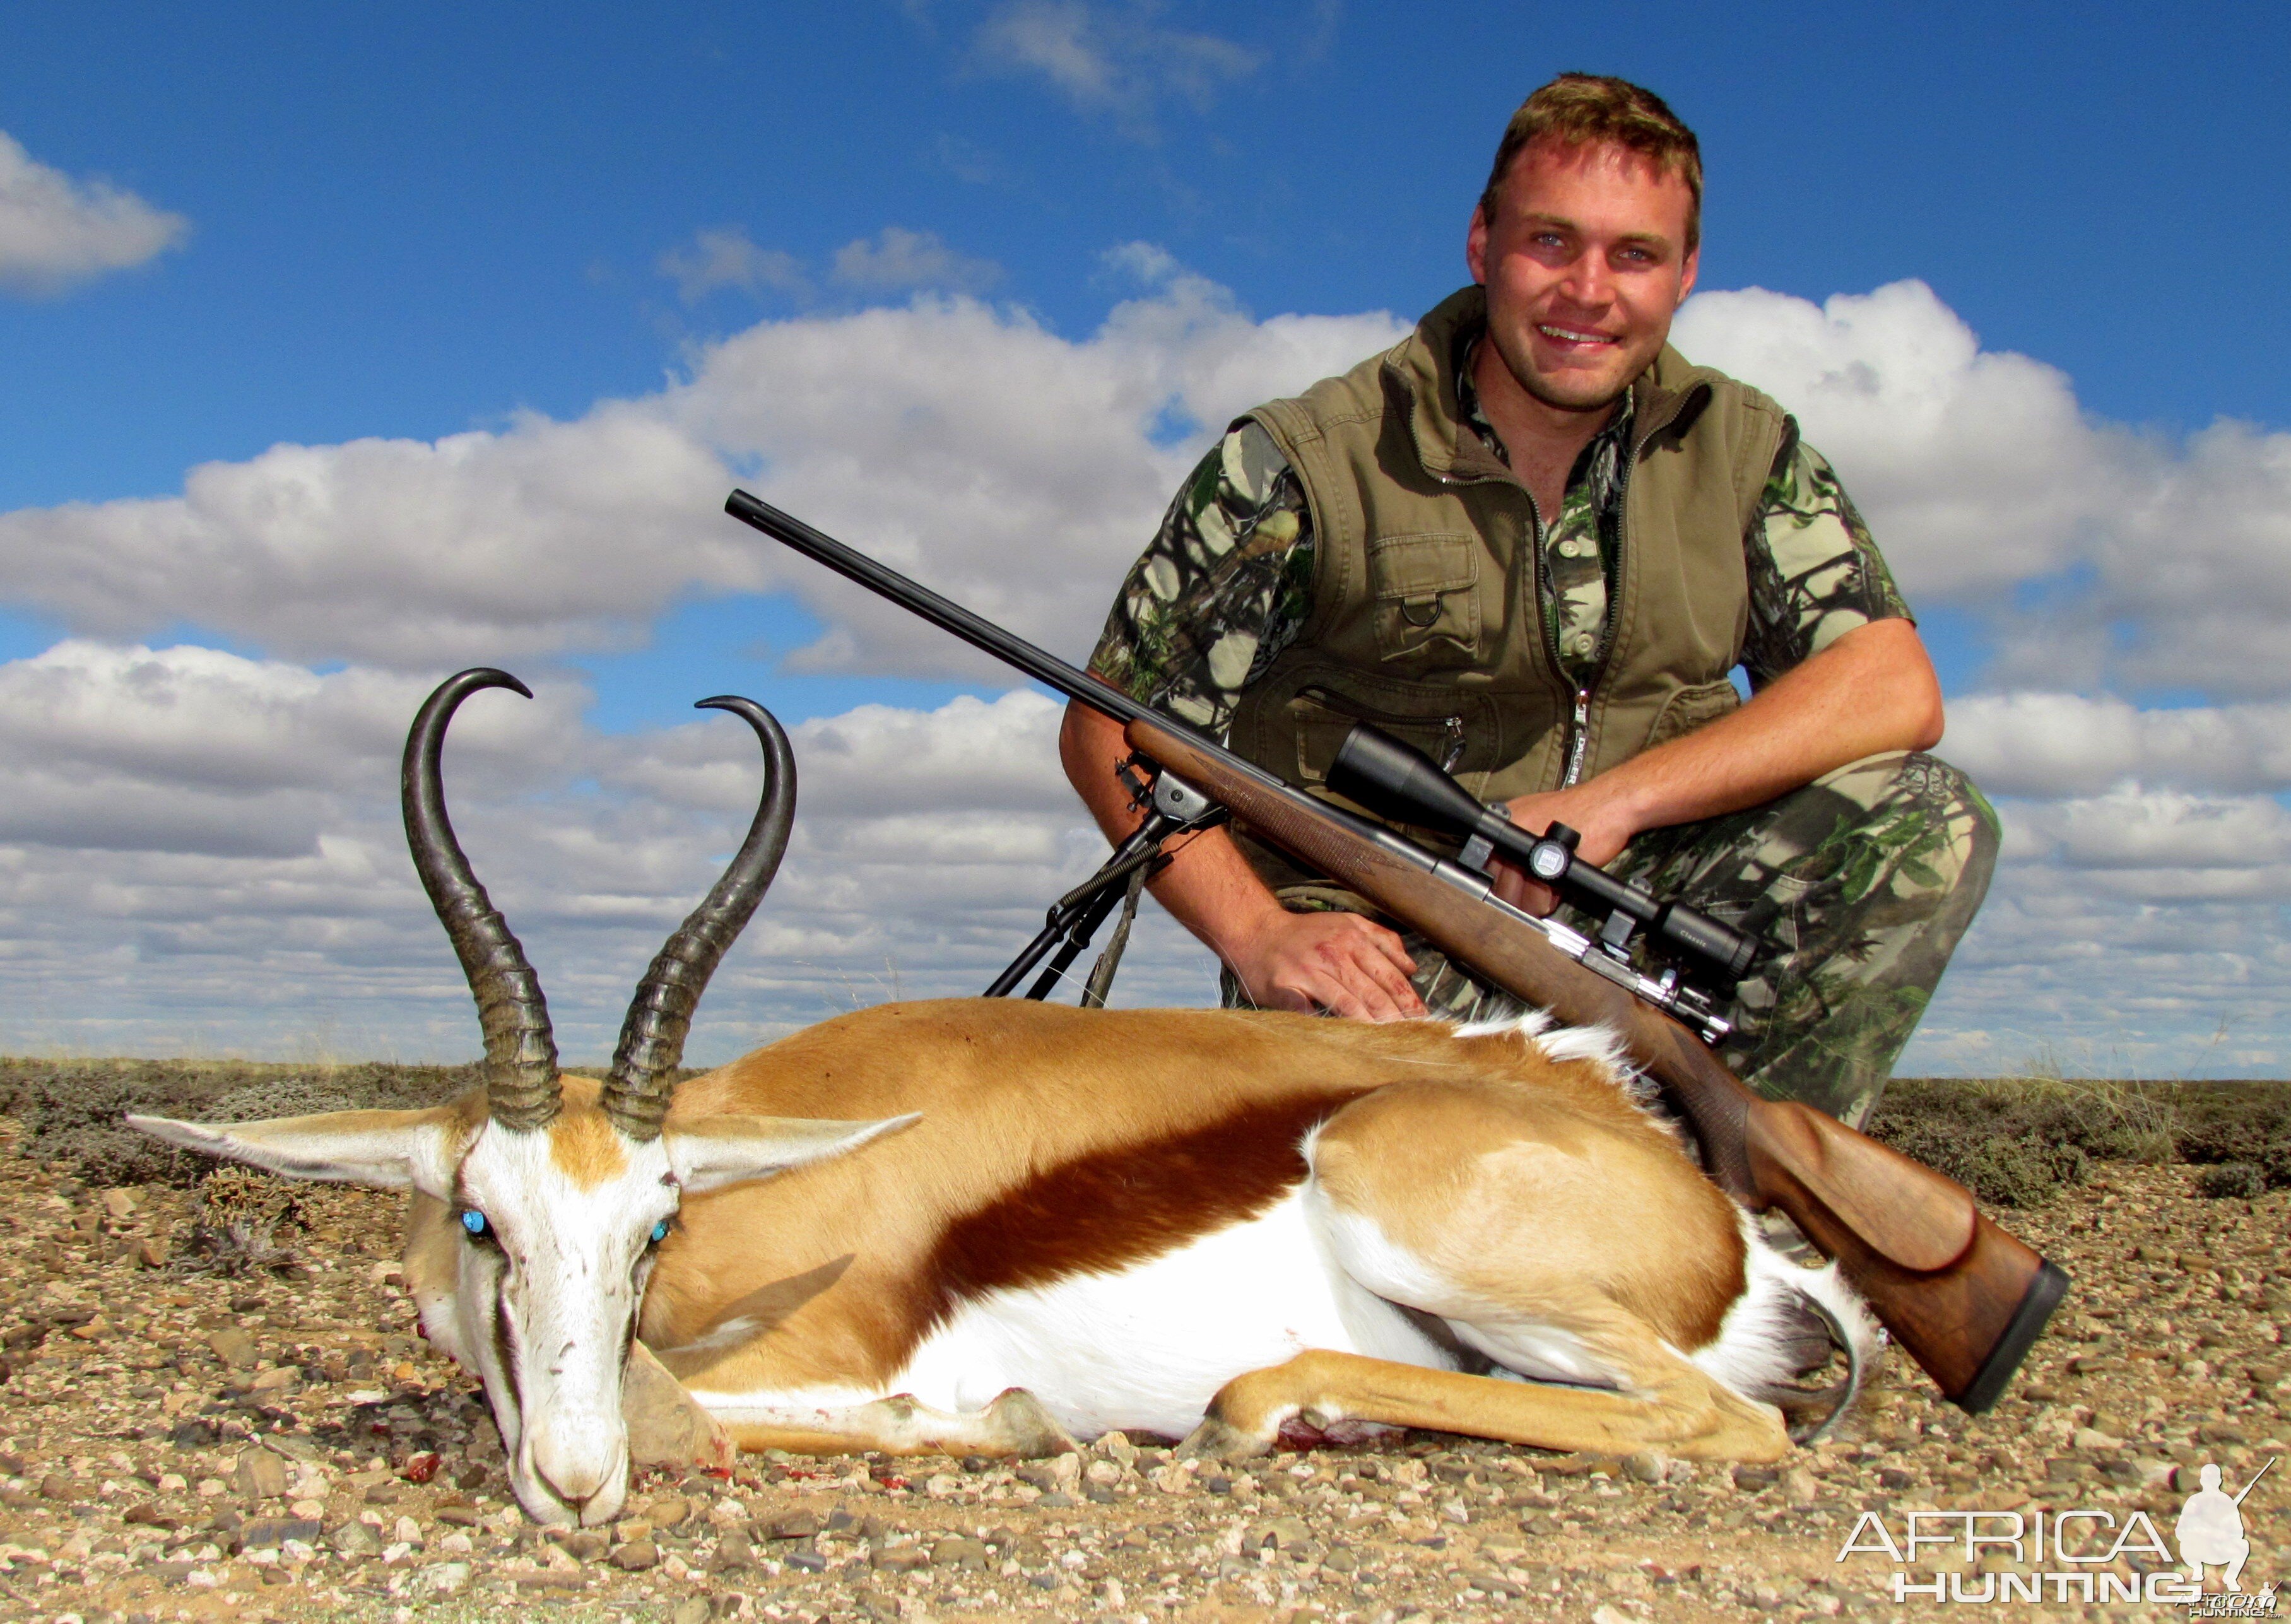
[917, 1086, 1379, 1331]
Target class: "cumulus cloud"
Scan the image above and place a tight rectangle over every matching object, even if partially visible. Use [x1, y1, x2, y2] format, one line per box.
[1675, 280, 2291, 701]
[0, 661, 1208, 1059]
[0, 249, 1402, 675]
[832, 227, 1001, 294]
[0, 264, 2283, 1073]
[0, 131, 186, 293]
[657, 227, 810, 303]
[974, 0, 1260, 124]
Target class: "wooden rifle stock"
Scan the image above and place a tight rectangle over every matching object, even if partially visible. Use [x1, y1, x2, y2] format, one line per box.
[1128, 714, 2070, 1413]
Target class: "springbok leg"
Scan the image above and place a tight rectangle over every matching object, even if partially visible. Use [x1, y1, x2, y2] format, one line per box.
[707, 1387, 1078, 1459]
[1179, 1347, 1790, 1462]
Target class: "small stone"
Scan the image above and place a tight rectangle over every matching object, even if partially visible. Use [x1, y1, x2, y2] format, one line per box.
[102, 1187, 139, 1221]
[1732, 1464, 1779, 1492]
[235, 1447, 290, 1503]
[420, 1560, 471, 1594]
[239, 1517, 322, 1550]
[2073, 1427, 2126, 1450]
[393, 1514, 420, 1545]
[1783, 1467, 1821, 1505]
[329, 1521, 384, 1557]
[710, 1529, 755, 1571]
[136, 1238, 168, 1269]
[1084, 1458, 1124, 1486]
[644, 1492, 691, 1530]
[40, 1472, 74, 1501]
[924, 1472, 962, 1497]
[765, 1509, 820, 1540]
[248, 1367, 299, 1393]
[610, 1537, 659, 1570]
[207, 1328, 257, 1368]
[672, 1599, 712, 1624]
[1623, 1451, 1666, 1484]
[1016, 1453, 1082, 1495]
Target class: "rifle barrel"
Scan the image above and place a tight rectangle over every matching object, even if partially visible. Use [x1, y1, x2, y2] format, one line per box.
[725, 490, 1152, 727]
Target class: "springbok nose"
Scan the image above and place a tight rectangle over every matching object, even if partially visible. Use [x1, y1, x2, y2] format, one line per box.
[529, 1437, 611, 1510]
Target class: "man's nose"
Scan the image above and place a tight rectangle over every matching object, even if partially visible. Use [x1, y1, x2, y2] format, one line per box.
[1558, 249, 1612, 306]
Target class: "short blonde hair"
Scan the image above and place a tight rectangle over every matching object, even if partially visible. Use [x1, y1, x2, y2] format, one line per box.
[1480, 74, 1703, 252]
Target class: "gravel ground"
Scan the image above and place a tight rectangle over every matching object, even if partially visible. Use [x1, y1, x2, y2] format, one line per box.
[1, 1085, 2286, 1624]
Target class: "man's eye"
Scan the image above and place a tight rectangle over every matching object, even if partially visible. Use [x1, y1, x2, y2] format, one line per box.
[460, 1209, 490, 1239]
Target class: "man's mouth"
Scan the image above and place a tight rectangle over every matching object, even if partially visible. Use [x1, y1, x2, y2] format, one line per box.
[1536, 323, 1618, 347]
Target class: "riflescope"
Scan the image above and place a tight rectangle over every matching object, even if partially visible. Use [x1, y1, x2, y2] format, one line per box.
[1326, 722, 1762, 983]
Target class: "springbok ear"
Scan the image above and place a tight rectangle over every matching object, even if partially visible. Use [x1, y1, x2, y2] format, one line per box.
[666, 1113, 921, 1195]
[126, 1107, 468, 1198]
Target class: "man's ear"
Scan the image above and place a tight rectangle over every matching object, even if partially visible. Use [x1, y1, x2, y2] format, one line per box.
[1675, 240, 1700, 307]
[1466, 199, 1492, 285]
[666, 1113, 921, 1196]
[127, 1107, 467, 1199]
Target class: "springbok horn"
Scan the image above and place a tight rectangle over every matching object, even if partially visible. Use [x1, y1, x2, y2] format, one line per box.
[403, 669, 562, 1133]
[600, 696, 796, 1143]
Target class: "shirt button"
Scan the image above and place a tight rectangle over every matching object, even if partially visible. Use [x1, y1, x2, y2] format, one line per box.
[1557, 537, 1588, 559]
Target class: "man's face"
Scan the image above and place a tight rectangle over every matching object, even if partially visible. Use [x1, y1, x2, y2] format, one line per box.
[1466, 137, 1700, 415]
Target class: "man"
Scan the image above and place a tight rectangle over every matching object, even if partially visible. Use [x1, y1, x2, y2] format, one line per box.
[1061, 74, 1994, 1129]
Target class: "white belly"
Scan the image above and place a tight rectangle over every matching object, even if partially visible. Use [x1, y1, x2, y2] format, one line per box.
[888, 1187, 1451, 1439]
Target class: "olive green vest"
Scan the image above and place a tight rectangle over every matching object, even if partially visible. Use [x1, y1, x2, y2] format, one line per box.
[1227, 285, 1785, 881]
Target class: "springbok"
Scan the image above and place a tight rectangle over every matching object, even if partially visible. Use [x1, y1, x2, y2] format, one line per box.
[132, 669, 1874, 1528]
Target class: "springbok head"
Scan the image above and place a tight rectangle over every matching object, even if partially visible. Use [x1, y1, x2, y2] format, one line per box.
[130, 669, 911, 1526]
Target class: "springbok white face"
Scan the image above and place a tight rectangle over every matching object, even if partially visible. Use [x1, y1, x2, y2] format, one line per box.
[130, 1093, 907, 1525]
[127, 667, 849, 1526]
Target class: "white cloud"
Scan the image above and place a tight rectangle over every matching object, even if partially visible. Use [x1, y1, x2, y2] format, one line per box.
[974, 0, 1260, 123]
[1942, 693, 2291, 798]
[0, 130, 187, 293]
[0, 263, 2282, 1076]
[657, 227, 810, 303]
[832, 227, 1001, 294]
[1675, 280, 2291, 702]
[0, 255, 1401, 675]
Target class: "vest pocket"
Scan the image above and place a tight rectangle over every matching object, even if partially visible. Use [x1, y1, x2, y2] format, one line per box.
[1645, 676, 1744, 748]
[1288, 685, 1469, 787]
[1365, 532, 1480, 667]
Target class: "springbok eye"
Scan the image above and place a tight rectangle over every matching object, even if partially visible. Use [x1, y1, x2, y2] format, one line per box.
[650, 1220, 671, 1244]
[460, 1209, 490, 1239]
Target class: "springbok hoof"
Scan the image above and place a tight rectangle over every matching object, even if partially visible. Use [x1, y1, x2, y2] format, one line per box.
[986, 1388, 1078, 1459]
[623, 1342, 734, 1471]
[1175, 1415, 1269, 1462]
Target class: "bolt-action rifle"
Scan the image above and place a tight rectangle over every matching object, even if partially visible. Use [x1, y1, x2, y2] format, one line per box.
[724, 487, 2070, 1414]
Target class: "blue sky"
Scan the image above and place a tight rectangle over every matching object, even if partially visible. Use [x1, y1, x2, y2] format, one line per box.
[0, 1, 2285, 1073]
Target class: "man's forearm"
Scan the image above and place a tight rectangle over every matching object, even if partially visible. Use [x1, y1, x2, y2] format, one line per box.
[1058, 698, 1425, 1018]
[1508, 618, 1945, 865]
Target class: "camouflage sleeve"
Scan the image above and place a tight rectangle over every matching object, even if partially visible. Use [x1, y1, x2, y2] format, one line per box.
[1085, 421, 1316, 738]
[1740, 419, 1914, 689]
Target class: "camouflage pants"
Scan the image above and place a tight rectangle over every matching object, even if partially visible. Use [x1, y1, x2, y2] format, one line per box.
[1223, 751, 1998, 1129]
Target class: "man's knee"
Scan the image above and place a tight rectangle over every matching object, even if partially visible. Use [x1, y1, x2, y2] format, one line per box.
[1804, 750, 1999, 898]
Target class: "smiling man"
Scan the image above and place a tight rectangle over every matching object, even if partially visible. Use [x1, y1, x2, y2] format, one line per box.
[1062, 74, 1996, 1127]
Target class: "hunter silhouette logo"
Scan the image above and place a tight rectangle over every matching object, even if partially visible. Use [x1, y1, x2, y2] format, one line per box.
[2178, 1456, 2275, 1612]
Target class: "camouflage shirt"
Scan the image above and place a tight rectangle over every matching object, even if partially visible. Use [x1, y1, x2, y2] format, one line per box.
[1090, 331, 1912, 736]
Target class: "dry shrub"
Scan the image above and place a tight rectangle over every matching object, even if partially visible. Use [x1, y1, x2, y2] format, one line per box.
[0, 1057, 481, 1187]
[1870, 1073, 2179, 1208]
[172, 1165, 312, 1276]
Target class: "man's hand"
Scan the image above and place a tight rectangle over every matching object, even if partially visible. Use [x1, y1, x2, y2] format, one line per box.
[1224, 907, 1424, 1021]
[1489, 786, 1636, 915]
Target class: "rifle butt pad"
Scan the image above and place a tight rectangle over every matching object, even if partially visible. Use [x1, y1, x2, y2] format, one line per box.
[1799, 1200, 2070, 1413]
